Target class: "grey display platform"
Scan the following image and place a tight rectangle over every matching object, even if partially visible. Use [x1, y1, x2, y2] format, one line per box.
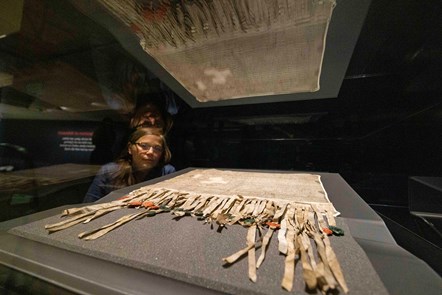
[1, 168, 441, 295]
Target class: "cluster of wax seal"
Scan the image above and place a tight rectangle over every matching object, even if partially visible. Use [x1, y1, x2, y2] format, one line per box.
[322, 225, 344, 236]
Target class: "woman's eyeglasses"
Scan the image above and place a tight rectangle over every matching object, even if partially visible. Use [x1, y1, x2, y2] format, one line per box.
[134, 142, 163, 153]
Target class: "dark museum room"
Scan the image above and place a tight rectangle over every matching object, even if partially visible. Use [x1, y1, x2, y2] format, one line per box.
[0, 0, 441, 294]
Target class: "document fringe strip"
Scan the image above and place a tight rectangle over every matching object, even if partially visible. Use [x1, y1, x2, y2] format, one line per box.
[46, 186, 348, 293]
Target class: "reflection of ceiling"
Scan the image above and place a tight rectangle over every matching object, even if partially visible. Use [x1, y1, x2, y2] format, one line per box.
[11, 61, 107, 112]
[0, 72, 13, 88]
[0, 0, 112, 118]
[0, 0, 155, 119]
[0, 0, 441, 119]
[0, 0, 23, 37]
[2, 0, 110, 66]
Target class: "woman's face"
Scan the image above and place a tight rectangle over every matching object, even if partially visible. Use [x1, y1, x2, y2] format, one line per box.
[128, 134, 163, 171]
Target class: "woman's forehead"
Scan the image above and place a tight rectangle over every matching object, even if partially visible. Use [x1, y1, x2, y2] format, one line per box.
[137, 134, 162, 143]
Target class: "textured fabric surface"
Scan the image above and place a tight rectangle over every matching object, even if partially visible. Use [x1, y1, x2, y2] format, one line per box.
[145, 168, 334, 205]
[96, 0, 336, 102]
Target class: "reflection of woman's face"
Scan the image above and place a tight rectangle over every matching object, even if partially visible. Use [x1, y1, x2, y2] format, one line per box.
[128, 134, 163, 171]
[131, 104, 164, 129]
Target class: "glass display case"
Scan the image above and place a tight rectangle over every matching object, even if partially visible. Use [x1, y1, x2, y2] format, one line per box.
[0, 0, 441, 294]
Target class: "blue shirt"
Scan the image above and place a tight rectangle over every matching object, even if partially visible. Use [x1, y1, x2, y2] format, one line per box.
[83, 162, 175, 203]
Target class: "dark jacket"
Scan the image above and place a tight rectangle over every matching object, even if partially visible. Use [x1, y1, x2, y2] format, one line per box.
[83, 162, 175, 203]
